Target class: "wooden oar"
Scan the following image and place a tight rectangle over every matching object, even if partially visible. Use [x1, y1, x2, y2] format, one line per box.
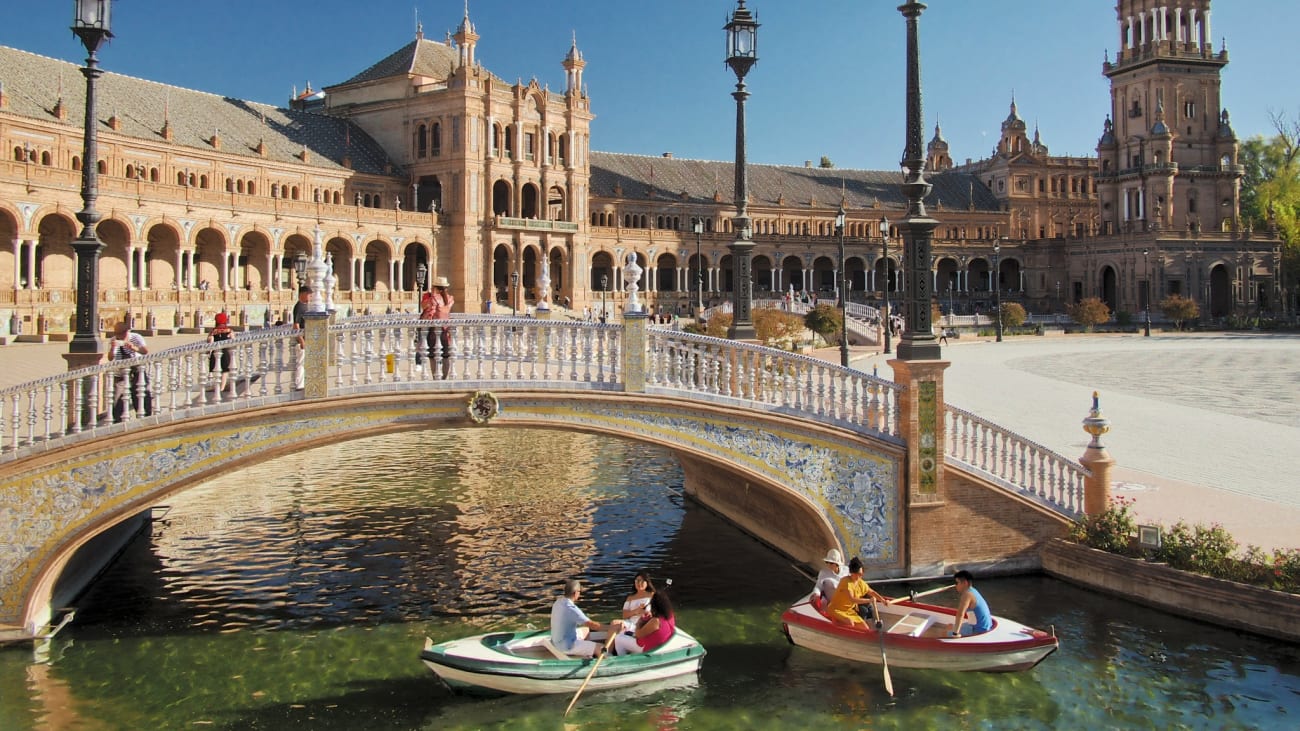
[872, 598, 894, 697]
[886, 584, 952, 605]
[564, 630, 618, 717]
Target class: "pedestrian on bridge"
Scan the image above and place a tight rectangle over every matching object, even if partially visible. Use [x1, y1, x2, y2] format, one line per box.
[110, 320, 152, 422]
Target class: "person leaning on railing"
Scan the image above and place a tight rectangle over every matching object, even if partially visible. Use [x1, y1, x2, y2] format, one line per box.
[110, 320, 152, 422]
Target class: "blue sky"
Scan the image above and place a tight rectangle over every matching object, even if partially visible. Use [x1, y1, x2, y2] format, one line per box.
[1, 1, 1292, 170]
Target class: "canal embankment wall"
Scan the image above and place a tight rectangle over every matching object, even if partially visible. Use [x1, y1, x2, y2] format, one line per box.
[1042, 539, 1300, 643]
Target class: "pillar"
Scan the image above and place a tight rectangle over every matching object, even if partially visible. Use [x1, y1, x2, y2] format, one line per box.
[621, 312, 647, 393]
[1079, 391, 1114, 515]
[889, 358, 951, 503]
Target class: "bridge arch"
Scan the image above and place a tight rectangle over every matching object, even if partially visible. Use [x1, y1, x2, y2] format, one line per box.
[2, 390, 902, 636]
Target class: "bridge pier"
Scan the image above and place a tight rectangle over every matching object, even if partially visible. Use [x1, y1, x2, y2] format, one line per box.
[889, 358, 952, 575]
[679, 454, 835, 567]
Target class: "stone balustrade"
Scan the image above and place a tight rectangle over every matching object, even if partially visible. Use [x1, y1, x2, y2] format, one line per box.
[945, 404, 1090, 515]
[0, 315, 1092, 520]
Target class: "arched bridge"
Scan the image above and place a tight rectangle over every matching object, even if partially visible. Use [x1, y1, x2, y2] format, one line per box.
[0, 314, 1093, 639]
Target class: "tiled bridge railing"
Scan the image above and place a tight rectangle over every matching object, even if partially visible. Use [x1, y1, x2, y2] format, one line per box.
[0, 316, 1088, 517]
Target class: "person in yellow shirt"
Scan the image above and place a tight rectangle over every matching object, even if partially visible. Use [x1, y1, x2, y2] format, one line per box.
[826, 557, 890, 628]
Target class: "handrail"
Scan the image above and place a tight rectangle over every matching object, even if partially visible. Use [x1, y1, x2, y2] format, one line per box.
[0, 328, 298, 460]
[647, 329, 902, 439]
[944, 403, 1089, 516]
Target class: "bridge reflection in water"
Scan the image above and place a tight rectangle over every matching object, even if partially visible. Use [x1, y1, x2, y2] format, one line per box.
[0, 314, 1096, 639]
[4, 428, 1296, 730]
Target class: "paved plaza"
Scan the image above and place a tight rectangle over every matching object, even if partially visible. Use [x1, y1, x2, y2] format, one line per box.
[2, 331, 1297, 551]
[861, 332, 1300, 552]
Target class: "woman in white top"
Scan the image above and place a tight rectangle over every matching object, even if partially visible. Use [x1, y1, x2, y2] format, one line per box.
[620, 571, 656, 631]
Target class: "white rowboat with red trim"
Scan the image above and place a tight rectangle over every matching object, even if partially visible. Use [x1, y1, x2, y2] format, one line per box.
[781, 594, 1058, 673]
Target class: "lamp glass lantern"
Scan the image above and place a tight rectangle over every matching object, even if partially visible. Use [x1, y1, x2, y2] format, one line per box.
[293, 253, 308, 287]
[73, 0, 112, 33]
[724, 1, 758, 77]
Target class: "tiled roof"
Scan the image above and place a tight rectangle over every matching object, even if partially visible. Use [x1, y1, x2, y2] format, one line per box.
[331, 37, 502, 89]
[334, 38, 459, 87]
[0, 45, 395, 176]
[589, 152, 1002, 214]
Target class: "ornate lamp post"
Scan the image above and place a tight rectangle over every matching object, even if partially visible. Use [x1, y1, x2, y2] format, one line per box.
[693, 217, 705, 318]
[511, 271, 520, 315]
[993, 239, 1003, 342]
[65, 0, 113, 367]
[895, 1, 941, 361]
[879, 216, 891, 355]
[836, 204, 849, 367]
[415, 262, 428, 294]
[600, 274, 608, 324]
[1143, 249, 1151, 336]
[724, 0, 758, 340]
[293, 253, 308, 291]
[428, 199, 439, 286]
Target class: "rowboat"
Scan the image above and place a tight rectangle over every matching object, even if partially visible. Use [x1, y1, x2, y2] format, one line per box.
[781, 593, 1058, 673]
[421, 628, 706, 695]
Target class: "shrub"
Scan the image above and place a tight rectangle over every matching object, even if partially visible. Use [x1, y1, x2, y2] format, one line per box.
[1155, 522, 1238, 576]
[1068, 496, 1137, 555]
[1159, 294, 1200, 331]
[1115, 310, 1133, 326]
[996, 302, 1027, 329]
[803, 303, 843, 343]
[703, 312, 731, 338]
[754, 308, 804, 347]
[1068, 297, 1111, 331]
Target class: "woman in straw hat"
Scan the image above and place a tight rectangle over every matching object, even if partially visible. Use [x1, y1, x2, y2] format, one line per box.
[419, 276, 455, 378]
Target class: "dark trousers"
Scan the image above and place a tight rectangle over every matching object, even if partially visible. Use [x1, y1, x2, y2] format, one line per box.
[112, 367, 153, 422]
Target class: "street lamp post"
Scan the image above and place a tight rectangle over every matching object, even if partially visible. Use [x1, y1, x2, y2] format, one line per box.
[1143, 249, 1151, 336]
[993, 239, 1003, 342]
[511, 271, 520, 316]
[895, 2, 942, 361]
[65, 0, 114, 367]
[415, 262, 427, 295]
[724, 0, 759, 340]
[880, 216, 891, 355]
[428, 199, 439, 288]
[1056, 280, 1061, 314]
[600, 274, 608, 324]
[693, 218, 705, 319]
[836, 204, 849, 367]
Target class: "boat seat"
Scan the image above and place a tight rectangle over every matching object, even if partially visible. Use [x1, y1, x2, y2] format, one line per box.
[887, 612, 931, 637]
[540, 638, 572, 660]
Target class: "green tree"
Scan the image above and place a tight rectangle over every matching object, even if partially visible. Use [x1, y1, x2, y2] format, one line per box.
[819, 156, 834, 169]
[1069, 297, 1111, 331]
[996, 302, 1027, 330]
[1240, 112, 1300, 310]
[1159, 294, 1200, 331]
[803, 303, 843, 343]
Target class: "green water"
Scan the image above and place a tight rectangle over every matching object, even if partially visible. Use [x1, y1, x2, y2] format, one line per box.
[1, 429, 1297, 730]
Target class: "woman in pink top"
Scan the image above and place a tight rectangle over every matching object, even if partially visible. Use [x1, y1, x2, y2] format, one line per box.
[613, 590, 676, 656]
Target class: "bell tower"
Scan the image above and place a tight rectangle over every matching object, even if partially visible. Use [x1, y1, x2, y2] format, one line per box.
[1097, 0, 1240, 235]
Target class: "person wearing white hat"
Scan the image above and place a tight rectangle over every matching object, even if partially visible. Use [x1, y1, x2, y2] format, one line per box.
[421, 276, 455, 378]
[814, 548, 848, 604]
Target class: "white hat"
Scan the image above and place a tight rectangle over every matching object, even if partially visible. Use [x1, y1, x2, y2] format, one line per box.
[823, 548, 844, 565]
[432, 276, 451, 288]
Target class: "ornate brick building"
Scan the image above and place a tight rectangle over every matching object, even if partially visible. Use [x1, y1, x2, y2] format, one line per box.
[0, 1, 1280, 344]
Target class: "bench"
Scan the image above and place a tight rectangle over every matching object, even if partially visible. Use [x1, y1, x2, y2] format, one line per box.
[887, 612, 931, 637]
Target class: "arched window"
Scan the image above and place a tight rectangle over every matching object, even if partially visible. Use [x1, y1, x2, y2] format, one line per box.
[416, 124, 428, 158]
[431, 122, 441, 156]
[237, 180, 245, 194]
[291, 185, 299, 200]
[200, 174, 209, 189]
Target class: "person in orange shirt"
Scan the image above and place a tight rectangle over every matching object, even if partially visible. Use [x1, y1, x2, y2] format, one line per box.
[826, 557, 890, 628]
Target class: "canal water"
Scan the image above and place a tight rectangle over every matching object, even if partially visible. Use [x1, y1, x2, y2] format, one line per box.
[2, 429, 1297, 730]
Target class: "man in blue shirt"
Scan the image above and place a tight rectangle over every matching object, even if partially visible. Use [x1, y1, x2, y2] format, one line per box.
[550, 579, 607, 657]
[949, 570, 994, 637]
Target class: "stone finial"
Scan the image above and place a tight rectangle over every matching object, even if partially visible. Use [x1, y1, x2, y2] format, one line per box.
[622, 252, 643, 314]
[1082, 391, 1110, 449]
[536, 257, 552, 312]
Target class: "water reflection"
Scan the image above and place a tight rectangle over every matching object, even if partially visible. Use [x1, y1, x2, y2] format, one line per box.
[0, 429, 1297, 730]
